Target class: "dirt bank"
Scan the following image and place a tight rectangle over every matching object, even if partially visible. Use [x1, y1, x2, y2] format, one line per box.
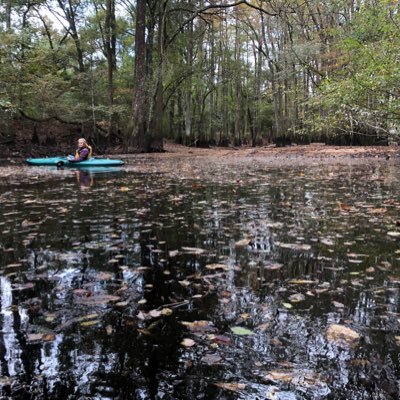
[121, 142, 400, 170]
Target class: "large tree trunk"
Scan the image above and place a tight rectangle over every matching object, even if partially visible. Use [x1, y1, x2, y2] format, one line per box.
[130, 0, 148, 150]
[105, 0, 117, 140]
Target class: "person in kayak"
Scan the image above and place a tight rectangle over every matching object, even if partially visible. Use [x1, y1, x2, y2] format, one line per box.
[67, 138, 93, 162]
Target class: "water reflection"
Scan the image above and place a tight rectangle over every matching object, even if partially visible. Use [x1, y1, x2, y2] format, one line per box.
[75, 170, 93, 190]
[0, 163, 400, 398]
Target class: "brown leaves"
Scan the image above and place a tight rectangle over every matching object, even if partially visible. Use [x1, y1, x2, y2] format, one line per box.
[75, 294, 120, 306]
[326, 324, 360, 347]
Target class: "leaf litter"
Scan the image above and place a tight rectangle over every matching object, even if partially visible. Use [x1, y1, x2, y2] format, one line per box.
[1, 161, 400, 398]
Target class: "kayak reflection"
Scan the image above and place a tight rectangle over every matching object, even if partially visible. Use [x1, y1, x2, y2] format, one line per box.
[71, 167, 124, 190]
[75, 170, 93, 190]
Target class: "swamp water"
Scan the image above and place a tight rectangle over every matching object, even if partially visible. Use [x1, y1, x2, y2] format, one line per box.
[0, 161, 400, 399]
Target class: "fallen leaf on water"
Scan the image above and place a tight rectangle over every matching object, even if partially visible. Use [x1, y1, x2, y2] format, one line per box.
[332, 301, 345, 308]
[336, 201, 354, 212]
[264, 262, 283, 270]
[201, 354, 222, 365]
[181, 247, 206, 254]
[149, 309, 162, 318]
[264, 370, 293, 382]
[76, 294, 120, 305]
[326, 324, 360, 346]
[181, 320, 215, 332]
[235, 238, 251, 247]
[208, 334, 232, 346]
[288, 293, 305, 303]
[161, 308, 173, 316]
[44, 313, 57, 322]
[387, 231, 400, 237]
[42, 333, 55, 341]
[181, 338, 195, 347]
[214, 382, 246, 392]
[137, 328, 152, 335]
[106, 325, 113, 335]
[27, 333, 44, 343]
[206, 263, 228, 270]
[369, 208, 387, 214]
[320, 238, 335, 246]
[94, 272, 113, 281]
[275, 242, 311, 251]
[264, 369, 326, 389]
[230, 326, 255, 336]
[12, 282, 35, 291]
[80, 320, 100, 327]
[288, 279, 317, 285]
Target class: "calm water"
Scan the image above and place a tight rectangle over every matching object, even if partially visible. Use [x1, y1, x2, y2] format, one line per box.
[0, 161, 400, 399]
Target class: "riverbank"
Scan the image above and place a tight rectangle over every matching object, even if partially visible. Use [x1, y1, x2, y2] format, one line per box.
[1, 142, 399, 176]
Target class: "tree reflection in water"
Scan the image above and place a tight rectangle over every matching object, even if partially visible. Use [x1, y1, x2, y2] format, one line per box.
[0, 163, 400, 398]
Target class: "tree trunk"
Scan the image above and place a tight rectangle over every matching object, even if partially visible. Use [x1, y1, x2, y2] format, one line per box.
[130, 0, 148, 149]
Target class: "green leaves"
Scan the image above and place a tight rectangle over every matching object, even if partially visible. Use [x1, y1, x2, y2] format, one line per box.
[230, 326, 255, 336]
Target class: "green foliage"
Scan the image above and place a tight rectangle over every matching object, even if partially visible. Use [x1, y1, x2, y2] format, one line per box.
[1, 0, 399, 146]
[309, 0, 400, 140]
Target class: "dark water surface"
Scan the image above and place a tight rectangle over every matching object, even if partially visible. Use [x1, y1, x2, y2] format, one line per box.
[1, 162, 400, 399]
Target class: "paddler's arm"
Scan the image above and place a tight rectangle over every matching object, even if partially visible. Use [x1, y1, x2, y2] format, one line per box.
[68, 148, 89, 162]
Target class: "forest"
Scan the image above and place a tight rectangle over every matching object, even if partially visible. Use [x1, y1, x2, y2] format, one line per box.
[0, 0, 399, 152]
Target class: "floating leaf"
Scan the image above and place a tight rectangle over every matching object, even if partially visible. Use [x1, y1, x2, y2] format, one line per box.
[288, 293, 305, 303]
[42, 333, 56, 342]
[181, 247, 206, 254]
[264, 262, 283, 270]
[320, 238, 335, 246]
[326, 324, 360, 346]
[76, 295, 120, 305]
[80, 320, 100, 327]
[387, 231, 400, 237]
[201, 354, 222, 365]
[27, 333, 43, 343]
[12, 282, 35, 291]
[181, 338, 196, 347]
[230, 326, 255, 336]
[235, 238, 251, 247]
[206, 263, 228, 270]
[332, 301, 345, 308]
[288, 279, 317, 285]
[275, 242, 311, 251]
[149, 309, 162, 318]
[181, 320, 215, 332]
[214, 382, 246, 392]
[209, 334, 232, 346]
[106, 325, 113, 335]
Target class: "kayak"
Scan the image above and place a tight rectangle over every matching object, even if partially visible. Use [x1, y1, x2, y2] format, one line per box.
[26, 157, 124, 167]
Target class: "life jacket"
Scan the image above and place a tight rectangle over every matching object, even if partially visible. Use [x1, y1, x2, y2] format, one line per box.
[75, 145, 93, 160]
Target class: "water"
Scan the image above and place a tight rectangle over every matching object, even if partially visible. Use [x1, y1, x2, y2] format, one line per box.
[0, 161, 400, 399]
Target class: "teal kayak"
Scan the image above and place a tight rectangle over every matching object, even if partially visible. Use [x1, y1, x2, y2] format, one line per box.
[26, 157, 124, 167]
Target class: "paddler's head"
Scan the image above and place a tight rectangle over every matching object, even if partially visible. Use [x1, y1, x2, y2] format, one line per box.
[78, 138, 88, 148]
